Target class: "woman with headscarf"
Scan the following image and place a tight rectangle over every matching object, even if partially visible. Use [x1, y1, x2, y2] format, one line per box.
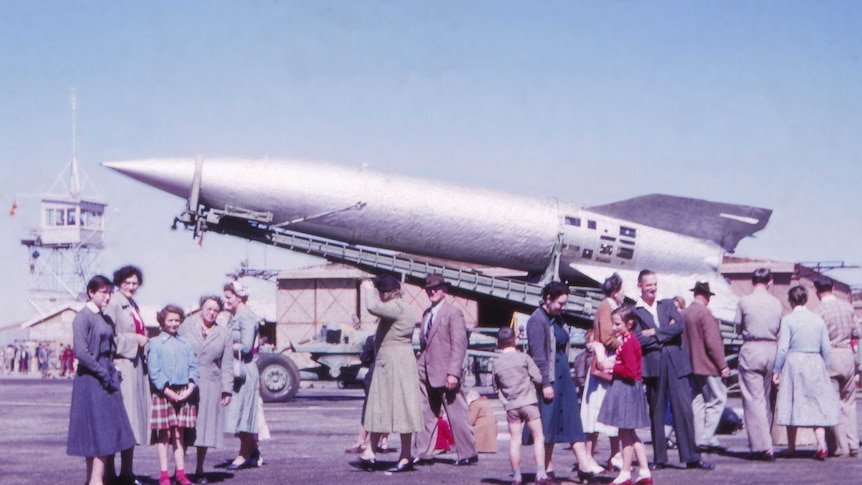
[352, 275, 423, 473]
[222, 281, 263, 470]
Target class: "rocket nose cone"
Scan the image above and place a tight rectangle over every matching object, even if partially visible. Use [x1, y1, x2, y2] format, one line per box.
[103, 158, 197, 199]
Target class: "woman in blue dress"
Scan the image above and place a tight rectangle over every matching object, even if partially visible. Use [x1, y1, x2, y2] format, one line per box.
[773, 285, 841, 460]
[67, 275, 136, 485]
[525, 281, 596, 482]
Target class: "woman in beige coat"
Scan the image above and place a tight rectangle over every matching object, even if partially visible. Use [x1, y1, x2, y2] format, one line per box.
[353, 275, 422, 473]
[104, 265, 151, 485]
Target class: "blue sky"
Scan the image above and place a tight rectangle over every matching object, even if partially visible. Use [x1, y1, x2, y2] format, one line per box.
[1, 1, 860, 324]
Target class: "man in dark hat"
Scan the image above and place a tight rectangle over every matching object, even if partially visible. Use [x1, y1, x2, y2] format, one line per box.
[682, 281, 729, 454]
[413, 274, 478, 466]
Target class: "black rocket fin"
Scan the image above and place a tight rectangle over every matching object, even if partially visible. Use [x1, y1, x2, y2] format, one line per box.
[586, 194, 772, 253]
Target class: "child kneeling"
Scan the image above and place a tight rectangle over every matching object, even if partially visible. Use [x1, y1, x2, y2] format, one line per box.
[148, 305, 200, 485]
[493, 327, 551, 485]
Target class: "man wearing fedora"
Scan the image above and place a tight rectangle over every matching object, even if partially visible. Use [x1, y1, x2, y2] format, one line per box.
[413, 274, 478, 466]
[682, 282, 729, 454]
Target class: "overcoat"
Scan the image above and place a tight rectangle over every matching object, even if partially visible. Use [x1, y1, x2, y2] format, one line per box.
[179, 315, 234, 448]
[362, 288, 423, 434]
[104, 291, 151, 444]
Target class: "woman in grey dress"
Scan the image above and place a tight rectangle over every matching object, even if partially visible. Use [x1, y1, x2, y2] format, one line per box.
[773, 285, 841, 460]
[104, 265, 151, 484]
[179, 295, 234, 484]
[352, 275, 423, 473]
[222, 281, 262, 470]
[67, 275, 136, 485]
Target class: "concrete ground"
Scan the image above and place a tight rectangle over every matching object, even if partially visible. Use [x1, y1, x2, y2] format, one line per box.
[2, 377, 861, 485]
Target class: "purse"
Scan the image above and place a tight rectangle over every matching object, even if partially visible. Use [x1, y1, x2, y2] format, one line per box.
[233, 352, 246, 382]
[589, 343, 613, 382]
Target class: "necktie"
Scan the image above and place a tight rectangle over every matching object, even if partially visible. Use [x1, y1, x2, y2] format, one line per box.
[425, 312, 433, 339]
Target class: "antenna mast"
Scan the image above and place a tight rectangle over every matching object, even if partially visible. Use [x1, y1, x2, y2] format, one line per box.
[70, 88, 81, 197]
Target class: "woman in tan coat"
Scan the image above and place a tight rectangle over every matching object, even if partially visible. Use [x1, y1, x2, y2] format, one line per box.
[353, 275, 422, 473]
[104, 265, 151, 485]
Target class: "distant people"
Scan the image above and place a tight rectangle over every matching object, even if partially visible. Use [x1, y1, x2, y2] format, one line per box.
[734, 268, 783, 461]
[61, 343, 76, 377]
[18, 344, 30, 374]
[104, 265, 150, 484]
[178, 296, 235, 483]
[773, 285, 841, 460]
[633, 270, 711, 470]
[492, 326, 550, 485]
[37, 342, 50, 378]
[223, 281, 263, 470]
[595, 306, 652, 485]
[148, 305, 199, 485]
[66, 275, 136, 485]
[813, 276, 860, 458]
[524, 281, 597, 481]
[352, 275, 422, 473]
[466, 389, 498, 454]
[682, 282, 729, 453]
[413, 274, 478, 466]
[582, 273, 624, 472]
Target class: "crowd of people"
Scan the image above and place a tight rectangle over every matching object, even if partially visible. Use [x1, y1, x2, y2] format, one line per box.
[2, 341, 75, 378]
[65, 265, 268, 485]
[61, 263, 860, 485]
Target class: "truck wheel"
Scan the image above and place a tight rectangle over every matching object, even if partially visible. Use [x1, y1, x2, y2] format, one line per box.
[257, 354, 300, 402]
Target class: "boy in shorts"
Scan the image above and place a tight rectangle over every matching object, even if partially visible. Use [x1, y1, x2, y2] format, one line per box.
[493, 327, 550, 485]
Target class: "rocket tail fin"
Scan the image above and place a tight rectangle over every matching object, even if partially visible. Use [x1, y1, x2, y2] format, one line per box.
[586, 194, 772, 252]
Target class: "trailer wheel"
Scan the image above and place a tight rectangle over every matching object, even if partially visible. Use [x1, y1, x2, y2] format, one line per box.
[257, 354, 300, 402]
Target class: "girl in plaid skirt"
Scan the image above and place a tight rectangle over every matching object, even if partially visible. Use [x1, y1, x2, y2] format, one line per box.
[148, 305, 200, 485]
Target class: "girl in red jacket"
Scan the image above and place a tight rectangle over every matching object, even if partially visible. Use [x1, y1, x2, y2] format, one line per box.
[593, 306, 652, 485]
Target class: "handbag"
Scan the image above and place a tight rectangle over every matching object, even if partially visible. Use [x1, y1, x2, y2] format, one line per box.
[589, 343, 613, 382]
[233, 353, 246, 382]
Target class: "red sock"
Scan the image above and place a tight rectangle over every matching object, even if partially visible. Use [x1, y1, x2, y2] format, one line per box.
[159, 470, 171, 485]
[176, 469, 192, 485]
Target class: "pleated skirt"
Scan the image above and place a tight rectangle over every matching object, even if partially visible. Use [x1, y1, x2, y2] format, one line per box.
[598, 378, 650, 430]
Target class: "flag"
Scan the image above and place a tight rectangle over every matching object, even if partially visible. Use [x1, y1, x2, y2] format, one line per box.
[9, 199, 17, 217]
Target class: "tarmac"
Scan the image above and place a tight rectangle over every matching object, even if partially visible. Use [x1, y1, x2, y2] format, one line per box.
[2, 376, 861, 485]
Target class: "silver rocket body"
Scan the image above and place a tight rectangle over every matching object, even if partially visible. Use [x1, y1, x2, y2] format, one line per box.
[104, 157, 771, 320]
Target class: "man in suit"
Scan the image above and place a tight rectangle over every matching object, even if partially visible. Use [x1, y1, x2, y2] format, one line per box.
[634, 269, 712, 470]
[682, 282, 729, 453]
[735, 268, 783, 461]
[414, 274, 478, 466]
[814, 275, 860, 457]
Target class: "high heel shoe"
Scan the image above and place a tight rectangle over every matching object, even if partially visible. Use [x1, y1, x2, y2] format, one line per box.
[225, 456, 256, 470]
[250, 447, 263, 466]
[350, 457, 376, 472]
[635, 477, 653, 485]
[386, 458, 415, 473]
[814, 449, 827, 461]
[577, 469, 595, 483]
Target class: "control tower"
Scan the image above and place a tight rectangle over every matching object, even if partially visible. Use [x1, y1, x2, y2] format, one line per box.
[20, 89, 107, 313]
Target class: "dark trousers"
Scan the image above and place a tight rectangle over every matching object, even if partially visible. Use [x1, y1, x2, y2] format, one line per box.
[644, 360, 701, 464]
